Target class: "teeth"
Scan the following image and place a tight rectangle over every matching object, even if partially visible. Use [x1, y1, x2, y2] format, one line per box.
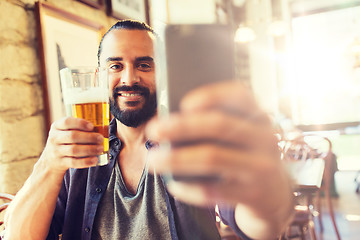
[121, 93, 141, 97]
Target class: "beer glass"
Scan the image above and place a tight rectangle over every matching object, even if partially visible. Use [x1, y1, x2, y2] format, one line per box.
[60, 67, 110, 166]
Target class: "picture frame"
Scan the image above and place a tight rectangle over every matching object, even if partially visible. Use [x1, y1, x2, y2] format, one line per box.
[35, 2, 105, 132]
[77, 0, 103, 9]
[106, 0, 149, 23]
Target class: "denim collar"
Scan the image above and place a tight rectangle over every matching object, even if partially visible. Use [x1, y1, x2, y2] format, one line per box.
[109, 118, 158, 150]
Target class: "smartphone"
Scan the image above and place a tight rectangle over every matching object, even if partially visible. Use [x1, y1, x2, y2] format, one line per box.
[154, 23, 236, 183]
[155, 23, 236, 115]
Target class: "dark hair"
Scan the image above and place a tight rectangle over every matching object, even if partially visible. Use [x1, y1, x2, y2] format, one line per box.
[97, 20, 155, 65]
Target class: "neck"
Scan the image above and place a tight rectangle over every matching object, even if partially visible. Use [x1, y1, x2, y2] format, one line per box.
[115, 119, 148, 149]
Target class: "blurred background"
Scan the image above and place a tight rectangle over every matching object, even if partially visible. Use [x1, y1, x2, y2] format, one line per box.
[1, 0, 360, 239]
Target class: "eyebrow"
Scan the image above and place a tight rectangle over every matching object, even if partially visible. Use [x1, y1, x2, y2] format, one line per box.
[105, 57, 123, 62]
[105, 56, 154, 63]
[135, 56, 154, 62]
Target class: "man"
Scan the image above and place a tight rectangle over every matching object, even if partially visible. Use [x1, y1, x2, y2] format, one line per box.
[4, 20, 294, 240]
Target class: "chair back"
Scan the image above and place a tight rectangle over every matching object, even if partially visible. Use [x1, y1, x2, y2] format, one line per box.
[279, 134, 341, 240]
[296, 135, 333, 189]
[0, 193, 15, 227]
[282, 134, 332, 159]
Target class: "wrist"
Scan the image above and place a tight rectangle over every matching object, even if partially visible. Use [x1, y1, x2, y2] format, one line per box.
[33, 158, 66, 184]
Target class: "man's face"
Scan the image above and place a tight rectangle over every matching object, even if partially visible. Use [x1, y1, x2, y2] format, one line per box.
[99, 29, 157, 127]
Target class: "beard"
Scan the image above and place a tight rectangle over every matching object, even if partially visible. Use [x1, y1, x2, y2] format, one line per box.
[110, 85, 157, 128]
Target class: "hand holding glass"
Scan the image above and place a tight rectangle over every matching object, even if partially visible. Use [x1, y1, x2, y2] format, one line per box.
[60, 67, 110, 166]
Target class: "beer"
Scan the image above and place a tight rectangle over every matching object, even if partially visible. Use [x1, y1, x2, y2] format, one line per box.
[60, 67, 110, 166]
[66, 89, 110, 166]
[72, 102, 110, 154]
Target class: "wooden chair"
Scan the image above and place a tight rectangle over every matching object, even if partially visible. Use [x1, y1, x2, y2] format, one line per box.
[280, 136, 318, 239]
[279, 135, 341, 240]
[311, 136, 341, 240]
[0, 193, 14, 227]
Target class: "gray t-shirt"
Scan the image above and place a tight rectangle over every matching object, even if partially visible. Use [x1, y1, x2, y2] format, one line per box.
[91, 160, 172, 240]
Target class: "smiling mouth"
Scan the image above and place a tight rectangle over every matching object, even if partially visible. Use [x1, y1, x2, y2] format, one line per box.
[117, 91, 145, 103]
[120, 92, 142, 97]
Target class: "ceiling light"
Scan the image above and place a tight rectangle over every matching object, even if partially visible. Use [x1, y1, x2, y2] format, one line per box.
[232, 0, 246, 7]
[234, 25, 256, 43]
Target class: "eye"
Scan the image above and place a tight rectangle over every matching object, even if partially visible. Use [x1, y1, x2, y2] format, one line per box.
[136, 62, 153, 72]
[109, 63, 123, 72]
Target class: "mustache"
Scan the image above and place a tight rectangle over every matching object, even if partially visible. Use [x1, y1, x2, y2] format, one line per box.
[113, 85, 150, 98]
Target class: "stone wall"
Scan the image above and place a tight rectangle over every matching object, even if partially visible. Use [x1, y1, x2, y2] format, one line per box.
[0, 0, 116, 195]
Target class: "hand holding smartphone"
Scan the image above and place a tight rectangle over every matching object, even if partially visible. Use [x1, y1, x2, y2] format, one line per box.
[154, 23, 236, 183]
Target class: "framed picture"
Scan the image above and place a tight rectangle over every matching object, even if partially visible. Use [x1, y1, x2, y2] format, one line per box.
[106, 0, 149, 23]
[35, 2, 105, 132]
[77, 0, 103, 9]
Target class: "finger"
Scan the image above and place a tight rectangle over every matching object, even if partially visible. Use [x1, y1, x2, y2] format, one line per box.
[149, 144, 278, 178]
[51, 117, 94, 131]
[147, 111, 277, 150]
[56, 144, 104, 158]
[167, 181, 216, 206]
[60, 156, 99, 169]
[180, 80, 259, 116]
[166, 169, 278, 206]
[167, 169, 292, 207]
[166, 180, 242, 206]
[166, 180, 257, 206]
[168, 182, 262, 207]
[49, 130, 104, 145]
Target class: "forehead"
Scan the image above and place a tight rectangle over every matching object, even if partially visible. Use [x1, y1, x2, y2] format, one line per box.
[99, 29, 155, 64]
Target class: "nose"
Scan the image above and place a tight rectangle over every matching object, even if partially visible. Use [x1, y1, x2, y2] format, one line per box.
[121, 66, 139, 86]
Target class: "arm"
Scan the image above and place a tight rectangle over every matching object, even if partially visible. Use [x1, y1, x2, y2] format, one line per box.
[4, 161, 65, 240]
[146, 81, 294, 239]
[4, 117, 103, 240]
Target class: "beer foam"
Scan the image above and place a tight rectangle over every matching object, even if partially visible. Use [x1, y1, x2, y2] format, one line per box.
[63, 87, 108, 104]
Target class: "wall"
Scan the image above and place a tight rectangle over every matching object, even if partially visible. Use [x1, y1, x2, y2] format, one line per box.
[0, 0, 115, 195]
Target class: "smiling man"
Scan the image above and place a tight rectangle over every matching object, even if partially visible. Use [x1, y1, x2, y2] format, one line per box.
[4, 20, 294, 240]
